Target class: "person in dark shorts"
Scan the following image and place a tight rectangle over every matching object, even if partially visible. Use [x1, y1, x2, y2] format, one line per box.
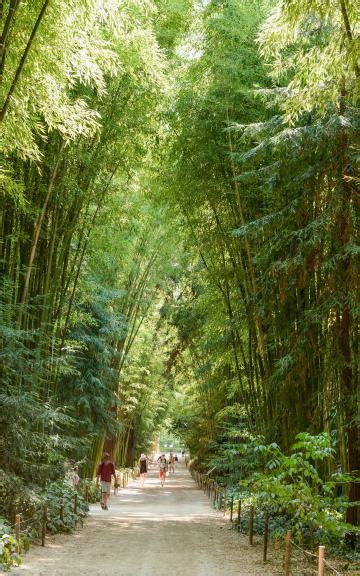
[96, 452, 117, 510]
[138, 453, 148, 487]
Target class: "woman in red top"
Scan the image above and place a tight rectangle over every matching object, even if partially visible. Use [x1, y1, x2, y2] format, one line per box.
[96, 452, 117, 510]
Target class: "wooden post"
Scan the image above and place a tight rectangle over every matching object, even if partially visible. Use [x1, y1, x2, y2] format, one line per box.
[74, 493, 78, 515]
[230, 496, 234, 522]
[15, 514, 21, 553]
[263, 511, 269, 562]
[60, 499, 64, 522]
[318, 546, 325, 576]
[41, 504, 47, 547]
[249, 506, 254, 545]
[223, 488, 227, 515]
[284, 530, 292, 576]
[237, 500, 242, 530]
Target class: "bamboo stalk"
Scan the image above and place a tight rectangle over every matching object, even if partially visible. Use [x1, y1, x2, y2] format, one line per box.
[19, 144, 64, 316]
[0, 0, 51, 120]
[0, 0, 21, 84]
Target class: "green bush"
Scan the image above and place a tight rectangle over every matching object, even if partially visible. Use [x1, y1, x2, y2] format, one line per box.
[45, 481, 88, 533]
[0, 519, 22, 572]
[210, 432, 359, 553]
[78, 479, 100, 504]
[0, 471, 42, 524]
[0, 470, 90, 551]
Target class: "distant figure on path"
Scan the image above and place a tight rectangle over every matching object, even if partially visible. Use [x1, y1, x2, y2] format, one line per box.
[65, 462, 80, 488]
[71, 465, 80, 488]
[158, 453, 168, 487]
[96, 452, 117, 510]
[169, 451, 175, 474]
[138, 453, 149, 487]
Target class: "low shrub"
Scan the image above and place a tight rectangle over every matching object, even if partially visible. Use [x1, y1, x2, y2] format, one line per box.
[0, 518, 25, 572]
[45, 481, 88, 533]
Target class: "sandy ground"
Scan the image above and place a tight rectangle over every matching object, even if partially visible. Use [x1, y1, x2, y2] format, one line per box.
[9, 462, 282, 576]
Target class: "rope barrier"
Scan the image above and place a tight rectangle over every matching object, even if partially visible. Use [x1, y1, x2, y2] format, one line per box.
[20, 517, 41, 529]
[290, 539, 318, 560]
[323, 558, 343, 576]
[192, 469, 344, 576]
[291, 539, 343, 575]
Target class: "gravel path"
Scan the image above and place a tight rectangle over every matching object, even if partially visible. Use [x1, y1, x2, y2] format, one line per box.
[10, 462, 279, 575]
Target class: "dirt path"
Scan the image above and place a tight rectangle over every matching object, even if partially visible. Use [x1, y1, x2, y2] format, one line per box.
[11, 462, 280, 575]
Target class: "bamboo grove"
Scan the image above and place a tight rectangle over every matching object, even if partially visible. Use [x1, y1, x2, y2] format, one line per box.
[0, 0, 359, 551]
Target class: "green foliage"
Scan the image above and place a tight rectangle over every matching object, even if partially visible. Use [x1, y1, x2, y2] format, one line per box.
[0, 0, 189, 527]
[258, 0, 360, 120]
[158, 0, 359, 541]
[45, 481, 88, 533]
[79, 479, 100, 504]
[209, 433, 358, 548]
[0, 0, 358, 559]
[0, 519, 22, 572]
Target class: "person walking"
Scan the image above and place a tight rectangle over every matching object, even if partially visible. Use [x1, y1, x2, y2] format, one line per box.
[96, 452, 117, 510]
[168, 451, 175, 474]
[158, 453, 168, 487]
[138, 453, 148, 487]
